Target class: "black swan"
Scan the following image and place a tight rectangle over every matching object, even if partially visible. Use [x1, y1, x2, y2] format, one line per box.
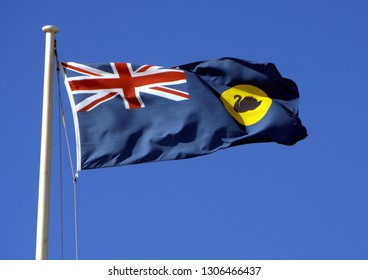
[233, 95, 262, 113]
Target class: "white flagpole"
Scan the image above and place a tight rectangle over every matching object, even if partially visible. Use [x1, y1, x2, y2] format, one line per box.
[36, 25, 58, 260]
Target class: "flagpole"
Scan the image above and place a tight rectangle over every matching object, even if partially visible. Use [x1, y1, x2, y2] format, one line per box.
[36, 25, 58, 260]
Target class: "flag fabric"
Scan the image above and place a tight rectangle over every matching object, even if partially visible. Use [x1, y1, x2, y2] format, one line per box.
[61, 57, 307, 170]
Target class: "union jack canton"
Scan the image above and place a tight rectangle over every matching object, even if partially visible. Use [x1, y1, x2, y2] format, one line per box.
[61, 62, 189, 112]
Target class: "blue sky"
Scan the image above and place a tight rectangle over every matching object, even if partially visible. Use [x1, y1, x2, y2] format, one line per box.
[1, 0, 367, 260]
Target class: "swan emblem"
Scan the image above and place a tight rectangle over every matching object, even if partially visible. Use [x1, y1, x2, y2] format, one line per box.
[233, 95, 262, 113]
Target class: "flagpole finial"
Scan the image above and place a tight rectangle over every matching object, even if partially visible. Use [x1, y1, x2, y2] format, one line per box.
[42, 25, 58, 33]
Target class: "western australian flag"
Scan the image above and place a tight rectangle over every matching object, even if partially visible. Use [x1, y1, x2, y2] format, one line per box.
[61, 57, 307, 170]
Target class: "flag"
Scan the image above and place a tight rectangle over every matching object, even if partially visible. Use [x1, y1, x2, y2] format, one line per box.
[61, 57, 307, 170]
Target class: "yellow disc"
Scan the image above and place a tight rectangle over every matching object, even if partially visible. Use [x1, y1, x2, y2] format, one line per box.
[220, 84, 272, 126]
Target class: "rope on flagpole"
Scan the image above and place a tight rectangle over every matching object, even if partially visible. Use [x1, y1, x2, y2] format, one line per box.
[56, 39, 65, 259]
[73, 178, 79, 260]
[55, 41, 79, 260]
[55, 43, 76, 182]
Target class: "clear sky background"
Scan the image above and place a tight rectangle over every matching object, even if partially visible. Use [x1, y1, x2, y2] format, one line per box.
[1, 0, 367, 260]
